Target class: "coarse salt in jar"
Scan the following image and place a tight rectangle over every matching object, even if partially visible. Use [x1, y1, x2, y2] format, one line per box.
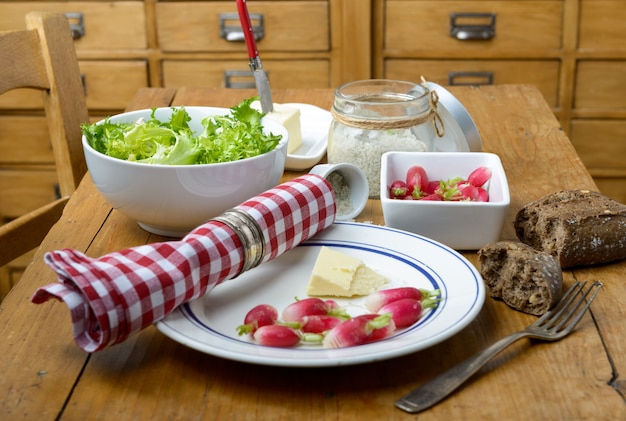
[327, 79, 444, 198]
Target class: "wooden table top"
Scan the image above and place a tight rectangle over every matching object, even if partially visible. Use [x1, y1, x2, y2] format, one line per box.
[1, 85, 624, 420]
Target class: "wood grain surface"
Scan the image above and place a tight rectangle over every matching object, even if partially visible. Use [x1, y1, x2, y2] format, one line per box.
[1, 85, 624, 420]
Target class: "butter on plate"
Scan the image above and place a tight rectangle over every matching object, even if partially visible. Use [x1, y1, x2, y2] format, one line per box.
[252, 101, 303, 154]
[307, 246, 388, 297]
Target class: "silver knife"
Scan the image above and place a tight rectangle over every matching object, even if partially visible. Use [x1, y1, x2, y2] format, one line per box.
[236, 0, 274, 113]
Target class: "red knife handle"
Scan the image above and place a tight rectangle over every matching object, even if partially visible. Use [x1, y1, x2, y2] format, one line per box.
[236, 0, 258, 59]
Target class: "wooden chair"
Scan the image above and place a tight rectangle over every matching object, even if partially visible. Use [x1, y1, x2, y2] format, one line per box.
[0, 11, 89, 269]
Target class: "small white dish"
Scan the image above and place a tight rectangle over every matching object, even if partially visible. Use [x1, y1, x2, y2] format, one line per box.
[156, 222, 485, 367]
[380, 152, 510, 250]
[284, 103, 332, 170]
[309, 163, 369, 221]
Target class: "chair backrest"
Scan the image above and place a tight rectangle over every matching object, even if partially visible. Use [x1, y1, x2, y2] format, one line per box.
[0, 11, 89, 197]
[0, 12, 89, 267]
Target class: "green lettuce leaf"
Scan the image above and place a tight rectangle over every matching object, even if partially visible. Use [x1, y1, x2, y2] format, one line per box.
[81, 97, 282, 165]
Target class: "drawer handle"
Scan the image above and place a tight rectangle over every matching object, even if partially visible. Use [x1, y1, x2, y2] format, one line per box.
[219, 12, 265, 42]
[224, 70, 257, 89]
[448, 71, 494, 86]
[64, 12, 85, 40]
[450, 13, 496, 40]
[80, 73, 88, 96]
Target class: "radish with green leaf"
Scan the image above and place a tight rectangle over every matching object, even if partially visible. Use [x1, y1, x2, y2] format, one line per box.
[387, 165, 492, 202]
[389, 180, 409, 199]
[322, 313, 396, 348]
[299, 314, 345, 334]
[365, 287, 440, 312]
[378, 297, 439, 328]
[281, 297, 349, 323]
[236, 304, 278, 335]
[406, 165, 428, 198]
[253, 325, 301, 347]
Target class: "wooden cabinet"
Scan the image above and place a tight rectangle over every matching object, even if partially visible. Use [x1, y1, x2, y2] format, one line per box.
[375, 1, 565, 106]
[374, 0, 626, 204]
[571, 1, 626, 203]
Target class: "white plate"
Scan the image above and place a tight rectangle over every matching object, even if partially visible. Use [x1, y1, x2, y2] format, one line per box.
[284, 103, 332, 170]
[156, 222, 485, 367]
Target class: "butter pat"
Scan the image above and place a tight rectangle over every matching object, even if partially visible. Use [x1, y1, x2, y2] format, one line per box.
[307, 246, 388, 297]
[252, 101, 303, 154]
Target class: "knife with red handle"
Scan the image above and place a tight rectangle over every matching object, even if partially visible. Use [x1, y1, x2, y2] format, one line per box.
[236, 0, 273, 113]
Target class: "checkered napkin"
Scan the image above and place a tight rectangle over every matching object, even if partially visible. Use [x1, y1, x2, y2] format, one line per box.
[31, 174, 336, 352]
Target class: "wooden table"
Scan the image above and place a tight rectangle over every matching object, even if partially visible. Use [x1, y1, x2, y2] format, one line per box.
[1, 86, 625, 420]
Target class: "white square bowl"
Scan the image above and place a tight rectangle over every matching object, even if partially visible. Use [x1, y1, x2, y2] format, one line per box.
[380, 152, 510, 250]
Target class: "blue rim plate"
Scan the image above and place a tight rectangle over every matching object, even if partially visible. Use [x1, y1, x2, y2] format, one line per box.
[156, 222, 485, 367]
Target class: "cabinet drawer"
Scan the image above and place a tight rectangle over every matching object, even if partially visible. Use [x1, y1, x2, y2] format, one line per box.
[0, 2, 147, 50]
[0, 117, 53, 165]
[579, 1, 626, 50]
[0, 168, 58, 219]
[594, 178, 626, 205]
[569, 119, 626, 172]
[575, 61, 626, 109]
[0, 61, 149, 111]
[156, 2, 329, 52]
[80, 61, 149, 110]
[385, 1, 563, 53]
[162, 60, 330, 89]
[385, 59, 560, 107]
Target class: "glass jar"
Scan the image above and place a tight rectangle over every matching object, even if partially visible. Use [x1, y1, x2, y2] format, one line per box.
[327, 79, 444, 198]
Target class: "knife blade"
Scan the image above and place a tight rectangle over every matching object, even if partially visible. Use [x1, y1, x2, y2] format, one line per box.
[236, 0, 273, 113]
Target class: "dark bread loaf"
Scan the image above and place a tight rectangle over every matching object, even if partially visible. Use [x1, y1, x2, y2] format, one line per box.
[478, 241, 562, 315]
[514, 190, 626, 268]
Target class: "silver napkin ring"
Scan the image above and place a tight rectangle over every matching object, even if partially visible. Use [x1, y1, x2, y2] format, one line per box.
[212, 208, 265, 275]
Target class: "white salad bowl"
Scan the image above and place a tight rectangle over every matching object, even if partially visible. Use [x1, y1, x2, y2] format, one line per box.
[380, 151, 510, 250]
[82, 106, 289, 237]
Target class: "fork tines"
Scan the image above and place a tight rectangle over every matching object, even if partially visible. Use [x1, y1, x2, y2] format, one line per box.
[535, 281, 603, 332]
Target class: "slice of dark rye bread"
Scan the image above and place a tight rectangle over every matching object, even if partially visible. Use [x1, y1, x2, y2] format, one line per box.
[514, 189, 626, 268]
[478, 241, 563, 315]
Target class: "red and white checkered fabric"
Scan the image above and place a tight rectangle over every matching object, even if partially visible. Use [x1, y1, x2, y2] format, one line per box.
[31, 174, 336, 352]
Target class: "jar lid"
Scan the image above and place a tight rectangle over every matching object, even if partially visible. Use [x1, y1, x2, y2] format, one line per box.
[427, 82, 482, 152]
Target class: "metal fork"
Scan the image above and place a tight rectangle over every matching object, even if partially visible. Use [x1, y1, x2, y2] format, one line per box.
[396, 280, 603, 413]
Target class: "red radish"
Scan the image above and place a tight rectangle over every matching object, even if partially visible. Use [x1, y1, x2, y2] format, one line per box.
[389, 180, 409, 199]
[322, 313, 395, 348]
[476, 187, 489, 202]
[420, 193, 443, 201]
[324, 299, 343, 311]
[460, 184, 480, 201]
[406, 166, 428, 197]
[281, 297, 349, 323]
[425, 180, 440, 195]
[467, 166, 492, 187]
[253, 324, 301, 347]
[299, 314, 344, 334]
[365, 287, 439, 312]
[236, 304, 278, 335]
[365, 314, 397, 343]
[378, 297, 438, 328]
